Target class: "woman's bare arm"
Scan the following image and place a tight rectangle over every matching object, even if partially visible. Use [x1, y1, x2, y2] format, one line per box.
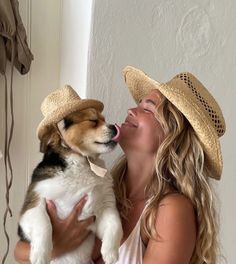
[14, 196, 94, 263]
[143, 194, 197, 264]
[92, 237, 104, 264]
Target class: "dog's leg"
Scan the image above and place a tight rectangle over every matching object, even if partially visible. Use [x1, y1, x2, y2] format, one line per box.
[96, 207, 123, 264]
[20, 198, 53, 264]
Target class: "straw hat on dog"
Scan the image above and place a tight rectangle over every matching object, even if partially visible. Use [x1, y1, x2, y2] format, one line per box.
[37, 85, 104, 140]
[122, 66, 226, 180]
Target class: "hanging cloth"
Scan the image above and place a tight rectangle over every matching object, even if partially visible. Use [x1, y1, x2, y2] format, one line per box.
[0, 0, 33, 263]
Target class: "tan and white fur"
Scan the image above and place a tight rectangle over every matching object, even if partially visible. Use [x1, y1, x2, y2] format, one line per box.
[18, 108, 123, 264]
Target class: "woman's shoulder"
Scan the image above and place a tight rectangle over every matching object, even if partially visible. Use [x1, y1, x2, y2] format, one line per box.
[158, 192, 195, 210]
[155, 192, 197, 238]
[141, 192, 197, 248]
[143, 192, 196, 234]
[149, 193, 197, 255]
[142, 196, 197, 263]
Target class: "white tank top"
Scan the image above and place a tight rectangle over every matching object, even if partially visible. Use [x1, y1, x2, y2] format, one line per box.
[115, 207, 146, 264]
[91, 207, 147, 264]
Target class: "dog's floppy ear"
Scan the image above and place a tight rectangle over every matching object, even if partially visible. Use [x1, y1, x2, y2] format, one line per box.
[39, 125, 61, 153]
[40, 132, 51, 153]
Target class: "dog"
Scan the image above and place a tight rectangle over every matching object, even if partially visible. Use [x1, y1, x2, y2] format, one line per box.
[18, 86, 123, 264]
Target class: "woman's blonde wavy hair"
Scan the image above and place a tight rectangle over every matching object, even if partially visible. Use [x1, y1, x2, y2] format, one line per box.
[111, 95, 225, 264]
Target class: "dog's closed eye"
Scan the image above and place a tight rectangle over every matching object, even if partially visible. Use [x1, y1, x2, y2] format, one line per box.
[64, 118, 74, 129]
[89, 119, 98, 126]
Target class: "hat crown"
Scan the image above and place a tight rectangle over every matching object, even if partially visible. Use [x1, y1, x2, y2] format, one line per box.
[168, 72, 226, 138]
[41, 85, 80, 116]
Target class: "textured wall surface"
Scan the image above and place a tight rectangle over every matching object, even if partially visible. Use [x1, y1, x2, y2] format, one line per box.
[88, 0, 236, 262]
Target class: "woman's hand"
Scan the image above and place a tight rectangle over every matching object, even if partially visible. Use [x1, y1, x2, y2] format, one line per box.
[47, 195, 95, 258]
[14, 241, 31, 264]
[14, 195, 95, 263]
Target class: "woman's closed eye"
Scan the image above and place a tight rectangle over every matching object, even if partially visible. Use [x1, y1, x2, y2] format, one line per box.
[139, 102, 155, 114]
[143, 108, 153, 113]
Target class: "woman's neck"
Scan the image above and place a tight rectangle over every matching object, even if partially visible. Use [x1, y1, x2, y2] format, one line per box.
[125, 152, 156, 200]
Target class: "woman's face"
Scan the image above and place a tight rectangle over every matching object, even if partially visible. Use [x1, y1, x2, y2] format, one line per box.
[119, 89, 165, 154]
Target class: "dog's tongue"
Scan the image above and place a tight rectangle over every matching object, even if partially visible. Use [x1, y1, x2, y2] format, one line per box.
[112, 123, 121, 142]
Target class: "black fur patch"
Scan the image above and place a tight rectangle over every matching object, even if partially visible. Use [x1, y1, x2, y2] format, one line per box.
[32, 147, 67, 183]
[18, 225, 30, 242]
[63, 117, 74, 129]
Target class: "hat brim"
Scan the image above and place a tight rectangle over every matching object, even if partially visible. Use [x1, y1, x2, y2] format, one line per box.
[37, 99, 104, 140]
[123, 66, 222, 180]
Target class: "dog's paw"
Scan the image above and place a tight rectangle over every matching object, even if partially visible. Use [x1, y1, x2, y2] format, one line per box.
[30, 247, 52, 264]
[101, 244, 119, 264]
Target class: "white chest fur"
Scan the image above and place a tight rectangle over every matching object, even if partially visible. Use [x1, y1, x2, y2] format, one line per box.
[34, 153, 113, 219]
[19, 153, 122, 264]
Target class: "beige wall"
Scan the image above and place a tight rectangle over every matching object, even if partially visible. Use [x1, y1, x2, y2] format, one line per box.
[0, 0, 61, 262]
[0, 1, 235, 263]
[60, 0, 92, 97]
[88, 1, 236, 263]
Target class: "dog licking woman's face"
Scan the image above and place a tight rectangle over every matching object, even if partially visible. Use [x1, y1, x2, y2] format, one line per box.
[56, 108, 118, 156]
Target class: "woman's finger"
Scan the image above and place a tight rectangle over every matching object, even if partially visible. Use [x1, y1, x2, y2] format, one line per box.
[46, 200, 61, 224]
[66, 195, 88, 223]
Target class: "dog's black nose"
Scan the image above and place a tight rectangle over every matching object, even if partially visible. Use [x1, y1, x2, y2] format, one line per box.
[108, 124, 117, 137]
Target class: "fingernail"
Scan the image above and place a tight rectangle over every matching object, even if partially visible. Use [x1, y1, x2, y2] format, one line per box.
[46, 200, 53, 208]
[46, 200, 52, 208]
[83, 194, 88, 201]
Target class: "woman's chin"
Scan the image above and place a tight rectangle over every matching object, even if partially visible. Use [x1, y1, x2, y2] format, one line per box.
[118, 135, 133, 152]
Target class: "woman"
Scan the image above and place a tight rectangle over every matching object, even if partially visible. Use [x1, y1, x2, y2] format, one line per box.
[15, 66, 226, 263]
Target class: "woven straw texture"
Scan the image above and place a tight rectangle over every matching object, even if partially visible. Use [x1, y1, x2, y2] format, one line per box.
[37, 85, 104, 140]
[123, 66, 226, 180]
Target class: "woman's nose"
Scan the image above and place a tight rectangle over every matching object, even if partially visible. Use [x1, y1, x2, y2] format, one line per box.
[128, 107, 137, 116]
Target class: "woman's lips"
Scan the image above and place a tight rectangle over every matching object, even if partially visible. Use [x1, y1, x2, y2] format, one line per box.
[122, 118, 138, 128]
[122, 122, 136, 127]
